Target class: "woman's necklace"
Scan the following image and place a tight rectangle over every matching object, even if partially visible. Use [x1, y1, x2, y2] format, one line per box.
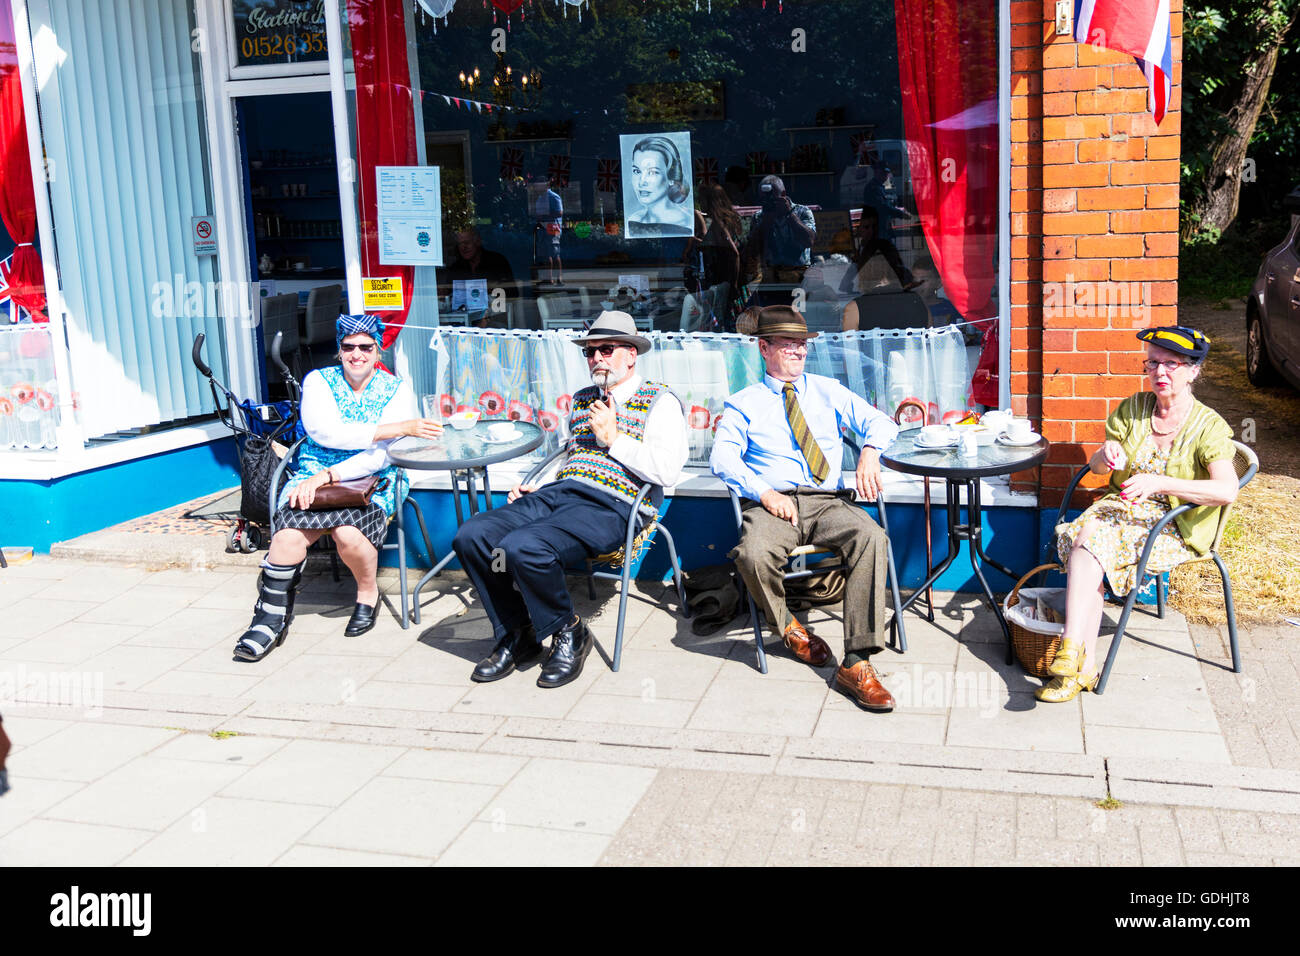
[1150, 396, 1190, 436]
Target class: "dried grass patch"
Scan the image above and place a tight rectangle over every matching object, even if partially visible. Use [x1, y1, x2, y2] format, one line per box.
[1168, 473, 1300, 625]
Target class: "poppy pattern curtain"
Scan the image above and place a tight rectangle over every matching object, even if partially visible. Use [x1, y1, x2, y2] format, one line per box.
[432, 327, 973, 467]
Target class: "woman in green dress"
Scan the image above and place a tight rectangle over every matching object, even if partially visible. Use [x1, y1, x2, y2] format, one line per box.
[1042, 326, 1240, 702]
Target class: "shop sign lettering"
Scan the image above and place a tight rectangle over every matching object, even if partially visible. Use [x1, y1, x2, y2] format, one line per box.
[233, 1, 328, 66]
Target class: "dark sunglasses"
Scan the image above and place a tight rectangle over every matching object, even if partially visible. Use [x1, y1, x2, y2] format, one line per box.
[340, 342, 377, 354]
[582, 344, 624, 359]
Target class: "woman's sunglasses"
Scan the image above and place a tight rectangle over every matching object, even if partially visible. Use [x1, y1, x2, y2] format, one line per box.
[340, 342, 377, 354]
[582, 344, 624, 359]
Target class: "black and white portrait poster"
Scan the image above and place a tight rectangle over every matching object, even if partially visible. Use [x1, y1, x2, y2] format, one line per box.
[619, 131, 693, 239]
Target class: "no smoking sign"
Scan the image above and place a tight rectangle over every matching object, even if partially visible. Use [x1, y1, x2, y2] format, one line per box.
[192, 215, 217, 256]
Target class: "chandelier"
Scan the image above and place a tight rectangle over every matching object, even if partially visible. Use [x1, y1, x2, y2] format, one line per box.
[458, 53, 541, 105]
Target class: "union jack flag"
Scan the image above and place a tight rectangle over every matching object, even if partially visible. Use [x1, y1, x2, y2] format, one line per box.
[0, 254, 46, 323]
[596, 157, 620, 192]
[499, 146, 523, 181]
[1074, 0, 1172, 125]
[693, 156, 718, 185]
[547, 153, 570, 188]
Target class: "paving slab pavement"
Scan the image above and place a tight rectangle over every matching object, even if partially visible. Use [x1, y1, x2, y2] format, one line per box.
[1, 555, 1297, 866]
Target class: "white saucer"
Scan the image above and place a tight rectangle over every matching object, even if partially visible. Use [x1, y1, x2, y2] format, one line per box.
[482, 429, 522, 445]
[913, 437, 957, 449]
[997, 433, 1041, 446]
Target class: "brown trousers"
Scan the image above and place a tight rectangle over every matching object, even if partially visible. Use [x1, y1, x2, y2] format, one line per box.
[731, 489, 889, 655]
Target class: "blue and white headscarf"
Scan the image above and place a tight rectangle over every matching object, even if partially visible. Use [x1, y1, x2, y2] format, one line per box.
[336, 313, 386, 351]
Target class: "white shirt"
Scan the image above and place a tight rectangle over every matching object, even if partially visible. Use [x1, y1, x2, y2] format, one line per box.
[298, 370, 418, 481]
[554, 373, 688, 489]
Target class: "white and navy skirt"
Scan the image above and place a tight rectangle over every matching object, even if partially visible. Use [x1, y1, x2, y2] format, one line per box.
[274, 503, 389, 551]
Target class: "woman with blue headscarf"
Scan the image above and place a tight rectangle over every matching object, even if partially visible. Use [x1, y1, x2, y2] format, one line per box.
[234, 314, 442, 661]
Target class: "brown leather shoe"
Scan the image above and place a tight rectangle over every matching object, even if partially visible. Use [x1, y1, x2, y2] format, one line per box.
[835, 660, 895, 712]
[782, 619, 832, 667]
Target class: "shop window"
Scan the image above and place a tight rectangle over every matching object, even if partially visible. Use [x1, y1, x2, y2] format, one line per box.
[344, 0, 1001, 455]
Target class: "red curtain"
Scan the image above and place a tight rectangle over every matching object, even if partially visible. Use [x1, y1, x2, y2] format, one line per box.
[346, 0, 417, 349]
[894, 0, 998, 403]
[0, 2, 47, 322]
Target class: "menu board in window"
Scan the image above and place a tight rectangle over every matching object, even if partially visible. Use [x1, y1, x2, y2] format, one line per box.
[232, 0, 328, 68]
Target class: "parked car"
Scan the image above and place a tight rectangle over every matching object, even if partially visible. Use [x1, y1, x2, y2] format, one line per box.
[1246, 210, 1300, 390]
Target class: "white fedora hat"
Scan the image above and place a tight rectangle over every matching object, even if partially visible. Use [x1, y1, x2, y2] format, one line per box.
[571, 310, 652, 354]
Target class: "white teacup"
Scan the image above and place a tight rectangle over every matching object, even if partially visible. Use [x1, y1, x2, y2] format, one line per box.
[488, 421, 516, 441]
[1005, 418, 1034, 441]
[919, 424, 951, 444]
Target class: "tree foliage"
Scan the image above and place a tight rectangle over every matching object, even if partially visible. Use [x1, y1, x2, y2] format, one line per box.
[1182, 0, 1299, 235]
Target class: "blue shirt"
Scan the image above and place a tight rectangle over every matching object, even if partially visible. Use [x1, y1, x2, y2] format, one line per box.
[711, 372, 900, 502]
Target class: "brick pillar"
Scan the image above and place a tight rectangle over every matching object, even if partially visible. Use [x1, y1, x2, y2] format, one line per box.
[1010, 0, 1182, 507]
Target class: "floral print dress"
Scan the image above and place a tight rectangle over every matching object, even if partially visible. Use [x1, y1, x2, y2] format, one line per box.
[1055, 434, 1198, 596]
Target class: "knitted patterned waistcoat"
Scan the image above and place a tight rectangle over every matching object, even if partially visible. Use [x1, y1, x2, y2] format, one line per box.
[555, 381, 673, 516]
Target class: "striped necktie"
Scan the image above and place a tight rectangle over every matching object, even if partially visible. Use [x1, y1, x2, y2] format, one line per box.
[783, 382, 829, 483]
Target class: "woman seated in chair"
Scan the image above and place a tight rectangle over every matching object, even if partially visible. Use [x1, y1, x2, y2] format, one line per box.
[234, 314, 442, 661]
[1042, 326, 1239, 701]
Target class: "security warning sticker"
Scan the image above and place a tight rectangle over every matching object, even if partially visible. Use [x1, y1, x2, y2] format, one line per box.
[362, 276, 404, 311]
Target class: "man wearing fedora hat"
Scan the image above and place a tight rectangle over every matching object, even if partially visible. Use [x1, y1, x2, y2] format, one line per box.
[452, 311, 687, 688]
[712, 305, 900, 711]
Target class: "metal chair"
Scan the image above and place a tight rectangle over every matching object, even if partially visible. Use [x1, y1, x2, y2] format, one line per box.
[521, 447, 689, 672]
[269, 438, 434, 631]
[1053, 439, 1258, 693]
[725, 441, 910, 674]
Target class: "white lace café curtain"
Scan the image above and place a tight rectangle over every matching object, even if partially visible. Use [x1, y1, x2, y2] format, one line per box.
[0, 324, 58, 449]
[432, 326, 973, 467]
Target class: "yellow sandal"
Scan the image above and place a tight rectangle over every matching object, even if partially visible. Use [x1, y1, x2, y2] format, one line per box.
[1046, 637, 1086, 678]
[1035, 670, 1099, 703]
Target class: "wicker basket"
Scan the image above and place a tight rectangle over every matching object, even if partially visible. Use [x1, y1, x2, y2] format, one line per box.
[1003, 563, 1066, 677]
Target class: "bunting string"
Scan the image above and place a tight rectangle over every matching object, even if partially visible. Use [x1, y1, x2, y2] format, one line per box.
[358, 81, 532, 113]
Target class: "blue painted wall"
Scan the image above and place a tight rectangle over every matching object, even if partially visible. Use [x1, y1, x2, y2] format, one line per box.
[398, 487, 1048, 594]
[1, 437, 240, 552]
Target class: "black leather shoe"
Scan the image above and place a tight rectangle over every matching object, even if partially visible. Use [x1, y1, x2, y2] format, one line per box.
[344, 603, 377, 637]
[471, 625, 544, 683]
[536, 617, 594, 689]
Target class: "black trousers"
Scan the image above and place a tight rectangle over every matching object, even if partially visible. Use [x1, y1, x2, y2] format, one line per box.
[452, 480, 632, 641]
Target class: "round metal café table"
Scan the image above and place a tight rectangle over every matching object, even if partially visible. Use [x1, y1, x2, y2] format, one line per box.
[389, 421, 544, 624]
[881, 432, 1050, 663]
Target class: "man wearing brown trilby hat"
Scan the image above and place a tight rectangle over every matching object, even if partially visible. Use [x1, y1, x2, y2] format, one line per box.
[712, 305, 900, 711]
[453, 311, 686, 689]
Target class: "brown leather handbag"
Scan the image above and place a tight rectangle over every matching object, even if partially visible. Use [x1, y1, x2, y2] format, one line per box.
[307, 475, 388, 511]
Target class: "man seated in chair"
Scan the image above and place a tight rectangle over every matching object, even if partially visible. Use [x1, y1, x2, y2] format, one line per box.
[711, 305, 901, 711]
[452, 312, 688, 688]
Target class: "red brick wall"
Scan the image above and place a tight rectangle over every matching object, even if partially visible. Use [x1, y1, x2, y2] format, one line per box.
[1010, 0, 1181, 505]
